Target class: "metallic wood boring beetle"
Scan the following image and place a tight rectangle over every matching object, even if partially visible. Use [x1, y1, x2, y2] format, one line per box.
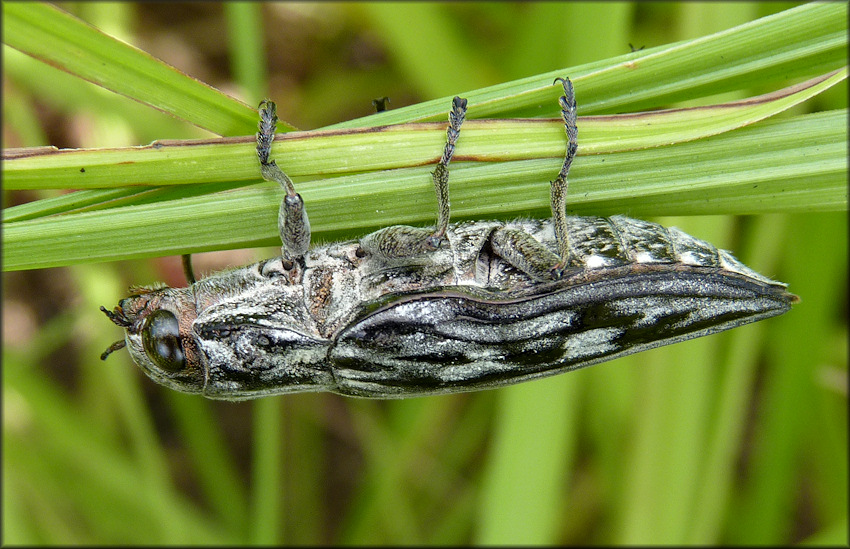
[101, 78, 798, 400]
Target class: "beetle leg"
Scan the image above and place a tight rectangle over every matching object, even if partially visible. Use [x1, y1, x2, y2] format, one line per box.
[490, 226, 563, 281]
[358, 96, 467, 261]
[486, 78, 578, 281]
[257, 100, 311, 263]
[429, 96, 467, 247]
[549, 77, 578, 278]
[181, 253, 196, 284]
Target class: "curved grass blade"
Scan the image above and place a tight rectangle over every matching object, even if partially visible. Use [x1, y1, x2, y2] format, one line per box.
[3, 69, 844, 193]
[1, 2, 294, 136]
[3, 108, 845, 270]
[327, 1, 847, 125]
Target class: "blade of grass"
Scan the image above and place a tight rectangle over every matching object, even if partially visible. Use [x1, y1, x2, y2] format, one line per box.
[475, 375, 579, 543]
[224, 3, 268, 103]
[3, 187, 222, 223]
[685, 215, 789, 543]
[5, 68, 843, 192]
[1, 2, 288, 136]
[727, 212, 848, 543]
[3, 107, 844, 271]
[249, 397, 283, 544]
[165, 393, 250, 537]
[2, 44, 203, 147]
[329, 1, 847, 126]
[4, 2, 843, 135]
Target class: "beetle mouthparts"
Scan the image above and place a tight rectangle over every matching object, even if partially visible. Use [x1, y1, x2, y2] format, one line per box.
[100, 339, 127, 360]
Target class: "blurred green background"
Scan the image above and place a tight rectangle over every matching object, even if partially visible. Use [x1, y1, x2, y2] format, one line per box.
[3, 2, 847, 544]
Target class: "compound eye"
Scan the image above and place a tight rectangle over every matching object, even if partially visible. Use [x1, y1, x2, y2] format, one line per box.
[141, 310, 185, 372]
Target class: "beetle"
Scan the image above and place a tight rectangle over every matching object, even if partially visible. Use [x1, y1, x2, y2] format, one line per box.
[102, 78, 797, 399]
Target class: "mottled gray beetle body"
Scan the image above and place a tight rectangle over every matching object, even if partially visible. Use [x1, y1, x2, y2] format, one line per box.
[103, 78, 796, 399]
[110, 215, 794, 399]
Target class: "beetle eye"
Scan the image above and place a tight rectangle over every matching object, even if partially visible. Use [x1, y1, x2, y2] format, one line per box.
[142, 310, 185, 372]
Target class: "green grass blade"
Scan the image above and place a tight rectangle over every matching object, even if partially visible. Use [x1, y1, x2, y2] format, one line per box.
[1, 2, 282, 136]
[5, 68, 843, 192]
[327, 1, 847, 126]
[3, 188, 152, 223]
[3, 106, 845, 271]
[475, 376, 579, 543]
[223, 3, 268, 103]
[685, 215, 789, 543]
[727, 212, 848, 543]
